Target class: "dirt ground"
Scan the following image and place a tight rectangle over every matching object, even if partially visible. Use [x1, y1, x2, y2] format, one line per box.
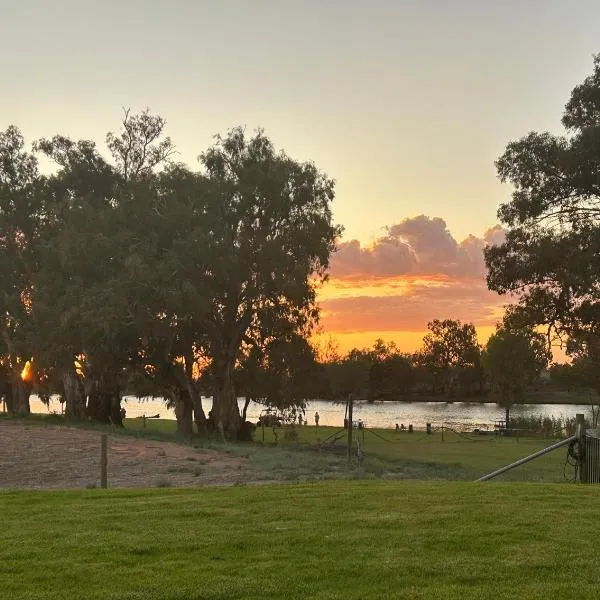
[0, 421, 254, 490]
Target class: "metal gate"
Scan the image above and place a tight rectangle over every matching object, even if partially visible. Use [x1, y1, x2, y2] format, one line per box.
[584, 429, 600, 484]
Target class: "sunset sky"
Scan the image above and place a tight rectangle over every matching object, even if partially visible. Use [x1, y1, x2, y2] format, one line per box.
[3, 1, 600, 353]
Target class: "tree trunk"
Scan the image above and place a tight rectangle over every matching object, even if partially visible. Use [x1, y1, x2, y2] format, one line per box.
[185, 381, 207, 435]
[10, 378, 31, 415]
[4, 387, 15, 413]
[241, 397, 251, 422]
[109, 386, 123, 427]
[505, 406, 510, 430]
[62, 371, 86, 419]
[174, 390, 193, 436]
[85, 379, 111, 424]
[213, 358, 241, 438]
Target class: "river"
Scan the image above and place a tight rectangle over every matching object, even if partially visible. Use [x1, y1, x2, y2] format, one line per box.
[27, 395, 595, 431]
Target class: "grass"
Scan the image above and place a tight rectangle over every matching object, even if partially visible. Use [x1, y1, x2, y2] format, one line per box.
[128, 419, 574, 482]
[0, 413, 576, 482]
[1, 482, 599, 599]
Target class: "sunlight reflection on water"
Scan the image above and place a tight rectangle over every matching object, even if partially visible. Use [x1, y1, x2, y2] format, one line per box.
[26, 395, 593, 431]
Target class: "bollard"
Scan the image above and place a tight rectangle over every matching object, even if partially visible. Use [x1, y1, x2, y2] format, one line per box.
[100, 434, 108, 489]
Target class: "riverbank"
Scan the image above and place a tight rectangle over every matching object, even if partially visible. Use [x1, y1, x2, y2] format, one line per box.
[381, 389, 597, 405]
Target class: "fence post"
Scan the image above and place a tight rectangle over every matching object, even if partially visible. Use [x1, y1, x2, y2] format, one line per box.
[347, 393, 354, 463]
[100, 434, 108, 489]
[576, 413, 586, 483]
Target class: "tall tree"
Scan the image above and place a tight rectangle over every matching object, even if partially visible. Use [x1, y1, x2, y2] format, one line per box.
[485, 55, 600, 350]
[0, 126, 41, 414]
[484, 326, 550, 427]
[197, 128, 340, 437]
[31, 110, 176, 424]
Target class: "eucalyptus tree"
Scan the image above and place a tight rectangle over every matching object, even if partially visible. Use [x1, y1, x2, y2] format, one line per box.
[31, 110, 176, 423]
[0, 126, 42, 413]
[195, 128, 340, 437]
[486, 55, 600, 350]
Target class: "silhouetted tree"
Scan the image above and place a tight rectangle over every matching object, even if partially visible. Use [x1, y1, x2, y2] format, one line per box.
[484, 325, 550, 427]
[420, 319, 480, 397]
[486, 54, 600, 355]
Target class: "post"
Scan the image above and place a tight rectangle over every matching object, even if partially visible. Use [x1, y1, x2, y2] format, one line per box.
[347, 393, 354, 462]
[442, 423, 444, 442]
[576, 413, 586, 483]
[100, 434, 108, 489]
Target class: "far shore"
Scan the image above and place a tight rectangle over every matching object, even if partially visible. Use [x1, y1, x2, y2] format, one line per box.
[353, 391, 597, 406]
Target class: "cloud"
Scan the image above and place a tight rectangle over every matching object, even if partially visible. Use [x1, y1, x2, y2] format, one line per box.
[330, 216, 505, 280]
[318, 216, 509, 345]
[320, 279, 505, 333]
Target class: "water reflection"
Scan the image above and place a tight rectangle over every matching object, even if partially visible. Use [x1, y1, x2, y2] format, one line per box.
[27, 395, 594, 431]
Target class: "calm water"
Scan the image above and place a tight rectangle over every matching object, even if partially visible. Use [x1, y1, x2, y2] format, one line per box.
[27, 395, 594, 431]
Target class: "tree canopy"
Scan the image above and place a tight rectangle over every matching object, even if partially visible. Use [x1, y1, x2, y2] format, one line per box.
[0, 112, 341, 439]
[484, 325, 550, 426]
[485, 55, 600, 352]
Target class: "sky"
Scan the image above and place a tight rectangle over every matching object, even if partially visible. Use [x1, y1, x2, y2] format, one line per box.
[2, 0, 600, 353]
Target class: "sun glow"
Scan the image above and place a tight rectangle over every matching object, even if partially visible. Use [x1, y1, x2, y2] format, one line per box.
[20, 360, 33, 382]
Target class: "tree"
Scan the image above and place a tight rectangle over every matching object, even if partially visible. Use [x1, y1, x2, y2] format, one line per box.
[420, 319, 480, 397]
[550, 336, 600, 426]
[485, 55, 600, 352]
[196, 128, 340, 437]
[30, 109, 177, 425]
[367, 340, 415, 401]
[484, 326, 550, 427]
[0, 114, 339, 438]
[236, 333, 319, 427]
[0, 126, 41, 414]
[324, 348, 372, 401]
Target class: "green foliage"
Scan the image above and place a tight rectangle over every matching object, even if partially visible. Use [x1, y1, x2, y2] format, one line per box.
[418, 319, 482, 396]
[321, 339, 416, 401]
[0, 112, 341, 436]
[484, 326, 550, 412]
[485, 54, 600, 351]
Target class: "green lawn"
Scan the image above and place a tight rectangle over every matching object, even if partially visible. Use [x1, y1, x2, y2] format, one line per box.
[1, 482, 599, 599]
[123, 419, 572, 482]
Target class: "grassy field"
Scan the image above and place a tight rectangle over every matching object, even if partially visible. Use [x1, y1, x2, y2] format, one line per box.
[1, 482, 599, 599]
[0, 414, 575, 483]
[123, 419, 573, 483]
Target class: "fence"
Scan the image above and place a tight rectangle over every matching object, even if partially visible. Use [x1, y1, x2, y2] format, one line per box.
[477, 413, 600, 483]
[583, 429, 600, 483]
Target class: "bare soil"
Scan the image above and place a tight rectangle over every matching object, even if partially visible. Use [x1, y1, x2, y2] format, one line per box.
[0, 421, 254, 489]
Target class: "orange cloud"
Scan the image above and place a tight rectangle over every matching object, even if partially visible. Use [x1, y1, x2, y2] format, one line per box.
[316, 215, 508, 352]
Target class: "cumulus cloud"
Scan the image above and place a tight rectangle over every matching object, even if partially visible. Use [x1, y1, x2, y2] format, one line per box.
[319, 216, 508, 339]
[330, 216, 505, 280]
